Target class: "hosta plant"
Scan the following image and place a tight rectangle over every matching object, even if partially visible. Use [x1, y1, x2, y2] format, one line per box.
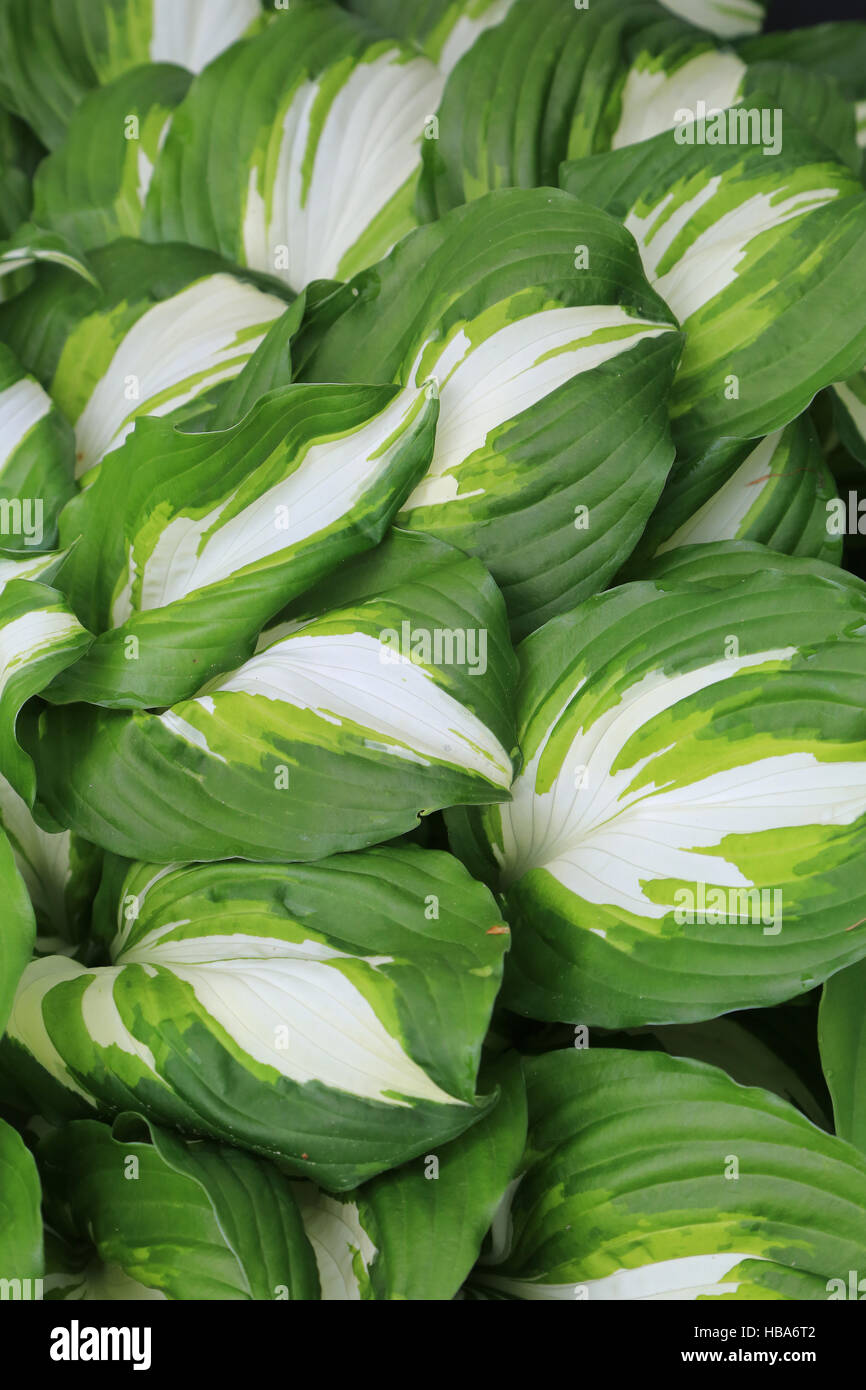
[0, 0, 864, 1311]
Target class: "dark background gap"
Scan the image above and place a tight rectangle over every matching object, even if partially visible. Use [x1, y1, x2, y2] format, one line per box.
[767, 0, 866, 27]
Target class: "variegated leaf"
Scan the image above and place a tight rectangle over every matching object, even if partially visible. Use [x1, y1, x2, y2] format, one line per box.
[4, 846, 509, 1188]
[0, 549, 65, 590]
[624, 416, 843, 569]
[659, 0, 765, 39]
[0, 826, 35, 1040]
[830, 371, 866, 467]
[39, 1115, 319, 1300]
[561, 125, 866, 458]
[0, 343, 75, 553]
[0, 578, 92, 804]
[293, 1054, 526, 1299]
[467, 1048, 866, 1300]
[610, 40, 747, 154]
[301, 186, 681, 638]
[417, 0, 685, 218]
[416, 0, 784, 222]
[639, 536, 866, 596]
[0, 0, 263, 149]
[25, 537, 515, 860]
[142, 7, 445, 290]
[45, 376, 438, 708]
[32, 64, 192, 251]
[0, 772, 101, 953]
[0, 239, 290, 482]
[0, 223, 97, 304]
[338, 0, 517, 72]
[448, 557, 866, 1027]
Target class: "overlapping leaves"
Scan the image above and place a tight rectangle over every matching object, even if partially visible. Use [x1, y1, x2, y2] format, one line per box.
[449, 555, 866, 1026]
[561, 124, 866, 458]
[0, 0, 864, 1308]
[301, 185, 681, 637]
[3, 845, 510, 1188]
[0, 239, 291, 481]
[468, 1048, 866, 1300]
[25, 535, 516, 861]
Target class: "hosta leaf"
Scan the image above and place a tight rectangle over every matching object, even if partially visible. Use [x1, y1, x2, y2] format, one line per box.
[624, 416, 843, 569]
[338, 0, 517, 72]
[738, 22, 866, 101]
[0, 239, 290, 481]
[301, 186, 681, 639]
[639, 1001, 832, 1130]
[211, 298, 306, 429]
[4, 846, 509, 1188]
[448, 560, 866, 1027]
[0, 578, 93, 804]
[416, 0, 674, 218]
[0, 343, 75, 554]
[0, 549, 66, 590]
[45, 377, 438, 708]
[0, 110, 37, 240]
[561, 125, 866, 459]
[0, 223, 97, 303]
[417, 2, 789, 221]
[739, 61, 861, 173]
[0, 0, 263, 149]
[293, 1053, 526, 1298]
[24, 538, 515, 861]
[0, 826, 35, 1039]
[660, 0, 765, 38]
[0, 772, 101, 953]
[609, 33, 748, 157]
[830, 371, 866, 467]
[467, 1048, 866, 1300]
[819, 960, 866, 1156]
[0, 1116, 42, 1281]
[39, 1114, 319, 1300]
[142, 6, 445, 290]
[271, 525, 518, 736]
[42, 1234, 173, 1301]
[639, 537, 866, 597]
[32, 63, 193, 251]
